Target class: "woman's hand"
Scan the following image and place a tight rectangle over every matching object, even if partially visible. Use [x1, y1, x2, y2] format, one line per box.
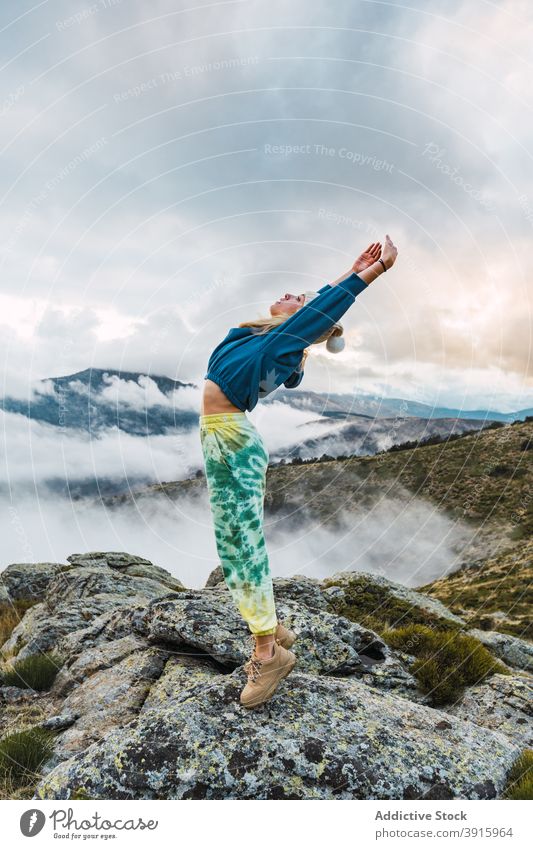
[352, 242, 382, 273]
[331, 235, 397, 287]
[381, 233, 398, 269]
[352, 234, 398, 285]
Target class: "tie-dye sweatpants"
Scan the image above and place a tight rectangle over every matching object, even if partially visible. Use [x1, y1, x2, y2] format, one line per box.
[199, 411, 277, 636]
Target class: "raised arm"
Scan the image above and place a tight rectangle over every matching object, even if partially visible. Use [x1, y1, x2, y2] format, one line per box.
[262, 235, 398, 356]
[261, 270, 369, 356]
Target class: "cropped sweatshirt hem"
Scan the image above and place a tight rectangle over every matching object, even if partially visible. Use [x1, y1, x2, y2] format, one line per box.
[204, 371, 247, 411]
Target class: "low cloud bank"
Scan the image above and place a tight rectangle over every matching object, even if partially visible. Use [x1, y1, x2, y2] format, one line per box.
[0, 400, 347, 492]
[3, 485, 473, 590]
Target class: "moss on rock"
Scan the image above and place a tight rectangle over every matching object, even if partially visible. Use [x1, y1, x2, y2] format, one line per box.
[323, 574, 463, 636]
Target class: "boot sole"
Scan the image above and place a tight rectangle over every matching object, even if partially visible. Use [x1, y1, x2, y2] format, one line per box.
[240, 655, 297, 709]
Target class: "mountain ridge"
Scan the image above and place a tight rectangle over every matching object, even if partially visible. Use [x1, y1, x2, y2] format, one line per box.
[2, 369, 531, 437]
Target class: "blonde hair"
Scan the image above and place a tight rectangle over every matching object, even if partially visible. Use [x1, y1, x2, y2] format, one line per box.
[237, 313, 343, 368]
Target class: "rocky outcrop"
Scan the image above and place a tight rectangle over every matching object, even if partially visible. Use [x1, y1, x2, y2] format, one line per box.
[0, 552, 530, 801]
[65, 552, 185, 593]
[467, 629, 533, 672]
[444, 672, 532, 748]
[0, 552, 184, 611]
[36, 660, 520, 801]
[0, 562, 68, 602]
[133, 584, 422, 699]
[45, 646, 169, 765]
[1, 553, 185, 661]
[323, 570, 467, 627]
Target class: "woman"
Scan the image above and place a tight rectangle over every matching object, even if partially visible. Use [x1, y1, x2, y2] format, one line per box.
[199, 234, 398, 709]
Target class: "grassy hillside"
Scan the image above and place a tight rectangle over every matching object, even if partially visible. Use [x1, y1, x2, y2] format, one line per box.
[270, 418, 531, 640]
[267, 419, 531, 534]
[418, 537, 532, 639]
[270, 418, 532, 640]
[346, 418, 532, 639]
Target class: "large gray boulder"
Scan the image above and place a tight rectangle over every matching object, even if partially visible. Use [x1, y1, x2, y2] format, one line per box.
[0, 552, 184, 605]
[42, 647, 169, 766]
[44, 566, 179, 610]
[35, 659, 520, 800]
[66, 552, 184, 592]
[132, 587, 421, 697]
[467, 629, 533, 672]
[54, 607, 149, 667]
[1, 564, 180, 661]
[66, 552, 153, 569]
[1, 598, 141, 661]
[51, 634, 152, 697]
[0, 551, 525, 802]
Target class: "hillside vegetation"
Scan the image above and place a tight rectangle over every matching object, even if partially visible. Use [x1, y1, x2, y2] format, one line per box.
[278, 418, 532, 640]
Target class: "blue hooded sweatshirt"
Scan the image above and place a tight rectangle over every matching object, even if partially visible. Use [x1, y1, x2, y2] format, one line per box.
[204, 270, 368, 411]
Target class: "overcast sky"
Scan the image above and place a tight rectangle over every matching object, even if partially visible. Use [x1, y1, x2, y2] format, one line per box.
[1, 0, 532, 412]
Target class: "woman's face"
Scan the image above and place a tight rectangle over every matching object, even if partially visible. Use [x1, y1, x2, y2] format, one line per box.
[270, 292, 305, 317]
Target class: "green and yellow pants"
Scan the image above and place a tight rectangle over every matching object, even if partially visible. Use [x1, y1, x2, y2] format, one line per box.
[199, 411, 277, 635]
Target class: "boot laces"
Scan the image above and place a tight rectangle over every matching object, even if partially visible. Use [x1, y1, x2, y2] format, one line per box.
[244, 654, 263, 683]
[244, 634, 271, 683]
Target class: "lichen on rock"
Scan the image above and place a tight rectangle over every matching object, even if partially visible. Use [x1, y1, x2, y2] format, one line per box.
[0, 551, 529, 801]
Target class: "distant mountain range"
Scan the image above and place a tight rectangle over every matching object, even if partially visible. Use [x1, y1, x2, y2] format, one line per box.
[275, 414, 489, 462]
[1, 367, 531, 492]
[1, 368, 531, 440]
[1, 368, 199, 435]
[271, 388, 533, 424]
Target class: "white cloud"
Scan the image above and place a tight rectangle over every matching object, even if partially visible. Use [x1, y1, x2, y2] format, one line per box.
[0, 410, 199, 489]
[1, 485, 474, 591]
[98, 374, 173, 408]
[0, 399, 339, 492]
[0, 0, 531, 413]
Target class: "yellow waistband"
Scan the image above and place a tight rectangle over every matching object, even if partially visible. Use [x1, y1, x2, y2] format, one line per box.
[199, 412, 247, 423]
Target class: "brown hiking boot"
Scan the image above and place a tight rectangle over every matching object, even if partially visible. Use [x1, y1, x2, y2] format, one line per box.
[275, 620, 296, 649]
[240, 640, 296, 709]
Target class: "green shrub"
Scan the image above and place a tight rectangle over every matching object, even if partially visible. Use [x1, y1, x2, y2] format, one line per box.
[382, 624, 509, 706]
[502, 750, 533, 800]
[0, 653, 62, 691]
[0, 727, 55, 789]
